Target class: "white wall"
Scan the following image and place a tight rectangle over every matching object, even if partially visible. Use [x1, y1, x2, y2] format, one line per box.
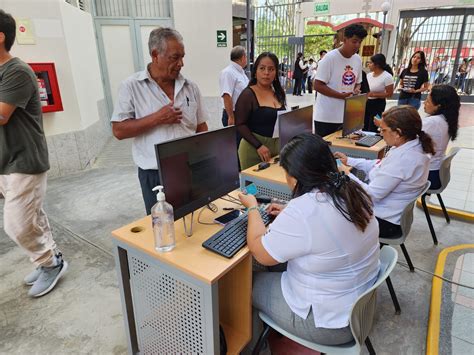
[3, 0, 104, 135]
[172, 0, 233, 97]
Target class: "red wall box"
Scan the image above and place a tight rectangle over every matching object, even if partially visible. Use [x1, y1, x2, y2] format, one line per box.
[28, 63, 63, 113]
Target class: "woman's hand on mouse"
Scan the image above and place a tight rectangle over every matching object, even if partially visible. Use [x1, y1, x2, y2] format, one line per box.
[257, 145, 272, 162]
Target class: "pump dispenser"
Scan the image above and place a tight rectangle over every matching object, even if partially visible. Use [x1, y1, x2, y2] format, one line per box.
[151, 185, 176, 252]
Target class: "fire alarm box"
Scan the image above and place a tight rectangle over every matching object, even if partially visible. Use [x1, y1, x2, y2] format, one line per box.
[28, 63, 63, 113]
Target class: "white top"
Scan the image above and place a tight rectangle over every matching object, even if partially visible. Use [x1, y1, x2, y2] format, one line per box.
[347, 138, 430, 224]
[262, 190, 380, 329]
[308, 62, 317, 79]
[219, 61, 249, 110]
[313, 49, 362, 124]
[367, 71, 393, 100]
[422, 114, 449, 171]
[111, 68, 208, 170]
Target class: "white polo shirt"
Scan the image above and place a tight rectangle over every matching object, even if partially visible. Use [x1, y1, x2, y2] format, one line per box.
[422, 114, 449, 171]
[219, 61, 249, 110]
[111, 68, 208, 170]
[313, 49, 362, 124]
[262, 190, 380, 329]
[347, 138, 430, 224]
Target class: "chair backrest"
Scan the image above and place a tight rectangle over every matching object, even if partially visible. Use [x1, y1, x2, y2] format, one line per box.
[349, 246, 398, 347]
[437, 147, 461, 193]
[400, 180, 431, 239]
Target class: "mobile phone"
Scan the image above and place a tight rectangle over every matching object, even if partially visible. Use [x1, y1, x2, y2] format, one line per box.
[242, 183, 258, 195]
[374, 114, 382, 121]
[336, 159, 342, 167]
[214, 210, 241, 226]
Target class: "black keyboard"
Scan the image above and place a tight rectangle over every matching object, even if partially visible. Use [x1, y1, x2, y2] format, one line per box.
[355, 135, 382, 147]
[202, 210, 273, 258]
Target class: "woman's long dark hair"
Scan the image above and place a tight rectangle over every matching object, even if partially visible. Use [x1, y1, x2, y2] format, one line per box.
[250, 52, 286, 106]
[407, 50, 427, 71]
[383, 105, 435, 155]
[370, 53, 393, 75]
[280, 133, 373, 232]
[430, 85, 460, 141]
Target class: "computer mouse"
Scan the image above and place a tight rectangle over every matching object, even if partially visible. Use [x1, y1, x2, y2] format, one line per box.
[258, 162, 270, 170]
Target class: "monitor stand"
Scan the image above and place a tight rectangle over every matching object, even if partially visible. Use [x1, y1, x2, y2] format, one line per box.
[182, 212, 195, 237]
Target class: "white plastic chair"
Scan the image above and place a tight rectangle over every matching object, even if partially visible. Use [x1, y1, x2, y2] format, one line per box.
[252, 246, 398, 355]
[420, 147, 460, 245]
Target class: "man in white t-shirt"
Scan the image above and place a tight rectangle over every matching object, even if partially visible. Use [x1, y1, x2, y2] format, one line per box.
[313, 24, 367, 137]
[219, 46, 249, 126]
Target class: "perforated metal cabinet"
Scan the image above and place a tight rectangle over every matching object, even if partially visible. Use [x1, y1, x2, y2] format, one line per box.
[240, 174, 292, 201]
[113, 240, 219, 354]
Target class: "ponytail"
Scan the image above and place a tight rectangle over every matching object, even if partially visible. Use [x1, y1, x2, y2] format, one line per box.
[418, 130, 435, 155]
[383, 64, 394, 76]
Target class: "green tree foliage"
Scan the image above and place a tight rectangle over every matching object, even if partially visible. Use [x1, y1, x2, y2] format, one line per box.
[304, 24, 335, 59]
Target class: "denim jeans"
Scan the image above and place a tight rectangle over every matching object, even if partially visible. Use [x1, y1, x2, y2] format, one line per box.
[398, 97, 421, 110]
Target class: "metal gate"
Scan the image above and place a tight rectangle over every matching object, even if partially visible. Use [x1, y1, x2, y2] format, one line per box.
[392, 8, 474, 100]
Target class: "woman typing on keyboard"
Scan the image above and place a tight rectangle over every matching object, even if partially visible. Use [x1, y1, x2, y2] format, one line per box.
[335, 105, 434, 239]
[238, 133, 380, 346]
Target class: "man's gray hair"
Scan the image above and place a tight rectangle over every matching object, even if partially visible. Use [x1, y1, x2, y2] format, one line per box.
[148, 27, 183, 56]
[230, 46, 246, 62]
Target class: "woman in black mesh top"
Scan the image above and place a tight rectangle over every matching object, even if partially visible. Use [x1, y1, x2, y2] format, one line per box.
[235, 52, 286, 170]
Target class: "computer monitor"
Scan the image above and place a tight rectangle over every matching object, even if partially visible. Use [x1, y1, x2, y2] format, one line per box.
[155, 126, 240, 221]
[279, 105, 313, 151]
[342, 94, 368, 137]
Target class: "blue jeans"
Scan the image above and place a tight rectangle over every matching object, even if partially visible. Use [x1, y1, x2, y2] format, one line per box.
[398, 97, 421, 110]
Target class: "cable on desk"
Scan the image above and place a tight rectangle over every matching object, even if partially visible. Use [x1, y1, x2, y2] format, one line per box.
[396, 261, 474, 289]
[197, 206, 217, 225]
[220, 196, 243, 206]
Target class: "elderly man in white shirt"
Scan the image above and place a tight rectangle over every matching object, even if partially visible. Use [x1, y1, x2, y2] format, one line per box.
[111, 27, 209, 215]
[336, 105, 434, 239]
[219, 45, 249, 126]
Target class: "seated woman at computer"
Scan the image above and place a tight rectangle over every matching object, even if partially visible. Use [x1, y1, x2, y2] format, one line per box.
[238, 133, 380, 346]
[235, 52, 286, 170]
[364, 53, 394, 132]
[335, 105, 434, 238]
[422, 85, 460, 190]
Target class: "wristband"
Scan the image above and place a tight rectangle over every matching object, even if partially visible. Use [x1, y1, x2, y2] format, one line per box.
[247, 206, 259, 213]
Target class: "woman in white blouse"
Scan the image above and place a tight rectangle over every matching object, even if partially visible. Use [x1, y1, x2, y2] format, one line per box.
[336, 106, 434, 238]
[422, 85, 460, 190]
[238, 133, 380, 346]
[364, 53, 394, 132]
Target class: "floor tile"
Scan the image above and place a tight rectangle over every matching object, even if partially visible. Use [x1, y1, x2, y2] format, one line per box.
[452, 305, 474, 343]
[452, 336, 474, 355]
[457, 271, 474, 299]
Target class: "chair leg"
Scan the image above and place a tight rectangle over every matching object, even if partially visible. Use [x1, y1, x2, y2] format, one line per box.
[252, 323, 271, 355]
[365, 336, 376, 355]
[385, 276, 401, 315]
[437, 194, 450, 223]
[400, 244, 415, 272]
[421, 193, 438, 245]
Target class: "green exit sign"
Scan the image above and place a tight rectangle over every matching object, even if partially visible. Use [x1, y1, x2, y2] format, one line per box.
[314, 1, 330, 15]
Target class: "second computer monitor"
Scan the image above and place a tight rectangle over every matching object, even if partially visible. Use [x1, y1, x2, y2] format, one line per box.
[342, 94, 367, 137]
[279, 105, 313, 151]
[155, 126, 240, 221]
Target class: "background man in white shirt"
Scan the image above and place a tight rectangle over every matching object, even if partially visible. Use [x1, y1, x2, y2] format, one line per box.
[219, 45, 248, 126]
[313, 24, 367, 137]
[111, 28, 209, 215]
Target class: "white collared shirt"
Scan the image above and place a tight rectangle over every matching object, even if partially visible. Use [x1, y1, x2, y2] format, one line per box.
[111, 68, 208, 170]
[347, 138, 430, 224]
[219, 61, 249, 110]
[422, 114, 449, 171]
[262, 190, 380, 329]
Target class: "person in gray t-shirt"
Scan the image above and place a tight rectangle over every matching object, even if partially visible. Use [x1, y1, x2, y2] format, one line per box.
[0, 10, 67, 298]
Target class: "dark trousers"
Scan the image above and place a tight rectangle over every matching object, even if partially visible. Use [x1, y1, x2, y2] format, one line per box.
[428, 170, 442, 190]
[376, 217, 402, 239]
[138, 168, 162, 215]
[293, 78, 302, 95]
[307, 76, 313, 94]
[313, 121, 342, 137]
[364, 98, 386, 132]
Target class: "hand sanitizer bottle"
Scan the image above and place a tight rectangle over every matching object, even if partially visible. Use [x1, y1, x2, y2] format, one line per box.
[151, 185, 176, 252]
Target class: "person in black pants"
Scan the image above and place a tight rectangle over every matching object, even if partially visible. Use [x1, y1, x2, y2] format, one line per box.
[292, 52, 304, 96]
[364, 53, 394, 132]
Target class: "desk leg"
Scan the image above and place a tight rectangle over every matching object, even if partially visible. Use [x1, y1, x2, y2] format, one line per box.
[113, 244, 139, 355]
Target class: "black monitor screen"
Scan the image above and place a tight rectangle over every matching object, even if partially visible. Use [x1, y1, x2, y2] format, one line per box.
[155, 126, 240, 220]
[279, 105, 313, 151]
[342, 94, 367, 136]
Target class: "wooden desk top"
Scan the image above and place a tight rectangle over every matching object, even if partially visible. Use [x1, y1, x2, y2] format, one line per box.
[111, 195, 249, 285]
[325, 130, 387, 153]
[240, 159, 287, 185]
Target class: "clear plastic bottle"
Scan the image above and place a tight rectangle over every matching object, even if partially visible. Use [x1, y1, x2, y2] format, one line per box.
[151, 185, 176, 252]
